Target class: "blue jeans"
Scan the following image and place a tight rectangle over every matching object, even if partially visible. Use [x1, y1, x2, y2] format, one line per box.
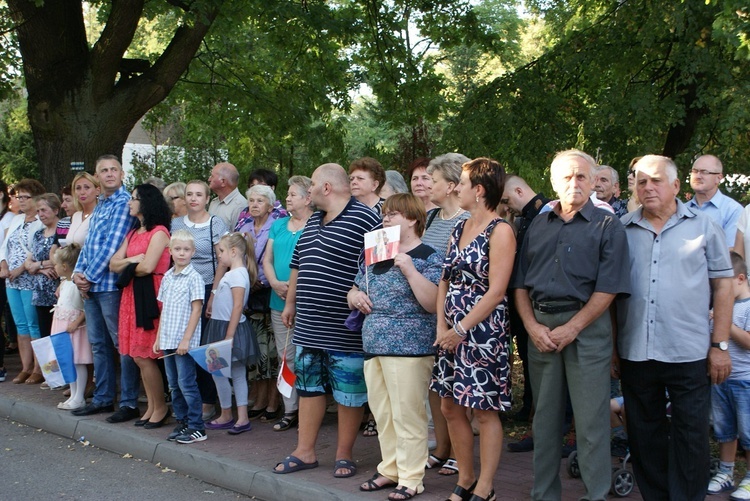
[164, 349, 204, 431]
[84, 291, 140, 408]
[712, 379, 750, 448]
[6, 288, 40, 338]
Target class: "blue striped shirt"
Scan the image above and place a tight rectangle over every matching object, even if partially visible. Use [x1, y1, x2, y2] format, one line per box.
[291, 198, 381, 352]
[74, 186, 137, 292]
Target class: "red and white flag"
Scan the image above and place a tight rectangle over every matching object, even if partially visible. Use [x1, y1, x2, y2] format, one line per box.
[277, 351, 296, 398]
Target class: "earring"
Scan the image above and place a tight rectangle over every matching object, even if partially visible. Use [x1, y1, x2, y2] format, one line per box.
[475, 195, 479, 203]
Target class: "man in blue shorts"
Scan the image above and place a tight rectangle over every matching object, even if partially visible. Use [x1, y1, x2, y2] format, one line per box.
[274, 163, 381, 478]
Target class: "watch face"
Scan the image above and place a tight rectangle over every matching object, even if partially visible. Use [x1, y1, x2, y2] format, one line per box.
[720, 341, 729, 351]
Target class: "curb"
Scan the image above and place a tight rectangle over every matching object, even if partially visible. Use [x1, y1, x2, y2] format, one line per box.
[0, 394, 367, 500]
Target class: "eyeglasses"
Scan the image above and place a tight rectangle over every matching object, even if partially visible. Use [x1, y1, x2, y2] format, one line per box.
[690, 168, 721, 176]
[170, 196, 181, 201]
[383, 211, 400, 220]
[14, 195, 30, 201]
[131, 196, 141, 201]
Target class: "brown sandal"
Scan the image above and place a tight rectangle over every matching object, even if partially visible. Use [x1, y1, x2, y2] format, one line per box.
[12, 371, 31, 384]
[25, 373, 44, 384]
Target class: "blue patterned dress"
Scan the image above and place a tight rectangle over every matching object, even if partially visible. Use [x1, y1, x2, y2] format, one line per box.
[430, 218, 512, 411]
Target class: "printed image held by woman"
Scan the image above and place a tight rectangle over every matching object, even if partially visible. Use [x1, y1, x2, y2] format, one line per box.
[348, 193, 442, 501]
[110, 184, 171, 428]
[0, 179, 45, 384]
[432, 158, 516, 501]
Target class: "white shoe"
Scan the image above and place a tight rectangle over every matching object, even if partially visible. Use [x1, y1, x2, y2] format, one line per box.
[58, 399, 85, 411]
[708, 471, 735, 495]
[731, 477, 750, 500]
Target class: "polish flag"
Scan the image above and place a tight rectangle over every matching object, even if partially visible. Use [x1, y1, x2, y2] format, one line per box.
[277, 352, 296, 398]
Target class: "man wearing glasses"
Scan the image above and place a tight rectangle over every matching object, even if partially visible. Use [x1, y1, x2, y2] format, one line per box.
[687, 154, 742, 248]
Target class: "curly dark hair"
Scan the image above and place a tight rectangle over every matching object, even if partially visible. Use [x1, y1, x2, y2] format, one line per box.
[133, 184, 172, 231]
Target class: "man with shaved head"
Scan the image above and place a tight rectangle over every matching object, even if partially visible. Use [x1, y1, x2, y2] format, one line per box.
[687, 154, 742, 247]
[208, 162, 247, 230]
[274, 163, 381, 478]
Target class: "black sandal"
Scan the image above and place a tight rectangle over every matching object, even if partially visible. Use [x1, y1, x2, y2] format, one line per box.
[248, 408, 265, 420]
[273, 412, 298, 431]
[446, 480, 477, 501]
[360, 473, 397, 492]
[260, 407, 280, 422]
[468, 488, 495, 501]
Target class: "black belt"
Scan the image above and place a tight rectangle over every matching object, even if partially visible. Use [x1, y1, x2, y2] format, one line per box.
[532, 300, 583, 314]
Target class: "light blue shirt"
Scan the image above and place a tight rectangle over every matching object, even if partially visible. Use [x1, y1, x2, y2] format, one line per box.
[617, 200, 733, 363]
[686, 189, 742, 247]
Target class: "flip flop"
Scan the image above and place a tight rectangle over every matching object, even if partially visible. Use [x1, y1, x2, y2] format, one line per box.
[333, 458, 357, 478]
[273, 454, 319, 474]
[360, 473, 398, 492]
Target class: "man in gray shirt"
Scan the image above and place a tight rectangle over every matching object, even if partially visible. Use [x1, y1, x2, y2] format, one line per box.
[617, 154, 733, 501]
[513, 149, 631, 500]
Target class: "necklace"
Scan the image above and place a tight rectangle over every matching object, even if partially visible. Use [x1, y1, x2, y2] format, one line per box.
[288, 217, 306, 234]
[440, 207, 464, 220]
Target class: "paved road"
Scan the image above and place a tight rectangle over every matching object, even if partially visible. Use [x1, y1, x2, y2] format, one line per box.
[0, 417, 250, 500]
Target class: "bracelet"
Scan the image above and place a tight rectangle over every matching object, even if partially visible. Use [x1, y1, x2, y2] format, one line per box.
[457, 320, 467, 335]
[453, 325, 465, 338]
[39, 261, 44, 270]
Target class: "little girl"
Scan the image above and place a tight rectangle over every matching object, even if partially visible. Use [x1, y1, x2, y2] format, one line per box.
[51, 244, 91, 410]
[204, 233, 259, 435]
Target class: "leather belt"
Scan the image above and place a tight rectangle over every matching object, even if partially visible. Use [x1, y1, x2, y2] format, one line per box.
[532, 300, 583, 314]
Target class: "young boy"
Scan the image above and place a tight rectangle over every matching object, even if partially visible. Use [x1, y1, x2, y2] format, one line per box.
[154, 230, 206, 444]
[708, 252, 750, 498]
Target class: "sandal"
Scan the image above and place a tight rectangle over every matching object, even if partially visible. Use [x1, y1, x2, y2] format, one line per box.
[467, 488, 495, 501]
[426, 453, 447, 469]
[248, 408, 265, 420]
[362, 418, 378, 437]
[446, 480, 477, 501]
[25, 373, 44, 384]
[333, 458, 357, 478]
[12, 371, 31, 384]
[439, 458, 459, 476]
[273, 412, 298, 432]
[389, 485, 419, 500]
[360, 473, 397, 492]
[260, 407, 280, 422]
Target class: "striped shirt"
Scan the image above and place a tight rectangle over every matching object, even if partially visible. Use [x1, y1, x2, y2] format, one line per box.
[157, 264, 205, 350]
[74, 186, 136, 292]
[291, 197, 381, 352]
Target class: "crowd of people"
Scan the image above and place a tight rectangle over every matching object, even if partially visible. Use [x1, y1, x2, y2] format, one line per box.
[0, 149, 747, 501]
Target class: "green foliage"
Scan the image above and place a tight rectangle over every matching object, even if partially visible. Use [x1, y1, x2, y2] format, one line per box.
[0, 90, 37, 182]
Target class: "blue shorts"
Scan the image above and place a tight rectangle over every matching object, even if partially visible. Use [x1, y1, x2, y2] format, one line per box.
[711, 379, 750, 448]
[294, 346, 368, 407]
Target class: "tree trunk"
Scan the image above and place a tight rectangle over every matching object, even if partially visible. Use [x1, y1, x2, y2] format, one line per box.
[7, 0, 222, 190]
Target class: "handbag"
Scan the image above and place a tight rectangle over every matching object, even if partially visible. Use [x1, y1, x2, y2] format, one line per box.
[247, 285, 272, 313]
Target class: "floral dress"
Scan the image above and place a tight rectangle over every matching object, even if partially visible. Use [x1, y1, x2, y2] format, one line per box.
[430, 218, 512, 411]
[5, 222, 36, 291]
[32, 229, 58, 307]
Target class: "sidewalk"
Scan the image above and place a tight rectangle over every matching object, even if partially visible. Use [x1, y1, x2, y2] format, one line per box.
[0, 354, 649, 500]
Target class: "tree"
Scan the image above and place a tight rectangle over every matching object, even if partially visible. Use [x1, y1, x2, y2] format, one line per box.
[444, 0, 750, 190]
[5, 0, 223, 191]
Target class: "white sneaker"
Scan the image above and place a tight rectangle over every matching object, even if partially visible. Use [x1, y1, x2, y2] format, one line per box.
[731, 477, 750, 500]
[708, 471, 735, 495]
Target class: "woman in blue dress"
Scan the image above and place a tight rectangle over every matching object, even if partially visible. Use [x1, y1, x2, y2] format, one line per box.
[432, 157, 516, 501]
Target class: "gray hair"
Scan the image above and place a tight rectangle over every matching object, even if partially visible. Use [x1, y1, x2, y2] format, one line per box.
[145, 176, 166, 191]
[427, 153, 471, 185]
[596, 165, 619, 186]
[551, 149, 597, 179]
[246, 184, 276, 206]
[635, 155, 678, 183]
[288, 175, 316, 211]
[384, 170, 408, 194]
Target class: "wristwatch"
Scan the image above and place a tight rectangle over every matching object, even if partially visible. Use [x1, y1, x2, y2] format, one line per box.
[711, 341, 729, 351]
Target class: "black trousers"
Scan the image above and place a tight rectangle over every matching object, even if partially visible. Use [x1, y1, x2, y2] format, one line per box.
[621, 359, 710, 501]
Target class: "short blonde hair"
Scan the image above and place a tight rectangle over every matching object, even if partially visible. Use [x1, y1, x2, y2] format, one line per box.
[170, 229, 195, 248]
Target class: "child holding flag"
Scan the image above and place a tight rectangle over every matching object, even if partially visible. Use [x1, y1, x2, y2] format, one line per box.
[203, 233, 259, 435]
[51, 243, 89, 410]
[153, 230, 206, 444]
